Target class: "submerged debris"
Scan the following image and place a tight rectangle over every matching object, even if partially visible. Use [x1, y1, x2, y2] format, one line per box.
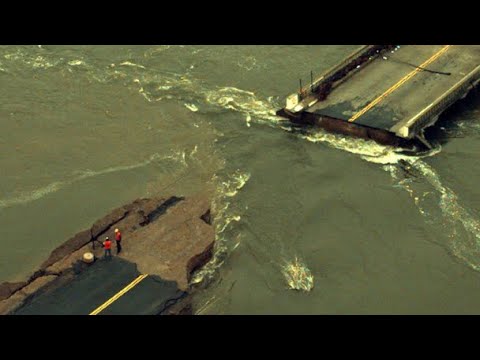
[282, 257, 314, 292]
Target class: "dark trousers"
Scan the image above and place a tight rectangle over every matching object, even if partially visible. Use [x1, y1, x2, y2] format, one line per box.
[116, 240, 122, 254]
[104, 248, 112, 259]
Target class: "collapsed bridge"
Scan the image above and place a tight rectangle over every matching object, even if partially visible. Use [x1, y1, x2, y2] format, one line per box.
[277, 45, 480, 149]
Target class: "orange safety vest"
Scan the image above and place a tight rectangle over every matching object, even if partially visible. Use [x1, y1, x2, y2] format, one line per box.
[115, 232, 122, 241]
[104, 240, 112, 250]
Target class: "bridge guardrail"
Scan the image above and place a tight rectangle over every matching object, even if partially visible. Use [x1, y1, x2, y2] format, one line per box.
[402, 65, 480, 138]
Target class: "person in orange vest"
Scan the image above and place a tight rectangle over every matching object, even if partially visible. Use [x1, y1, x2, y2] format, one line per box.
[103, 236, 112, 259]
[114, 228, 122, 254]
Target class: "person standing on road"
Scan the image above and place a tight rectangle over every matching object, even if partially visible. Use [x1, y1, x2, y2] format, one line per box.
[114, 228, 122, 254]
[103, 236, 112, 259]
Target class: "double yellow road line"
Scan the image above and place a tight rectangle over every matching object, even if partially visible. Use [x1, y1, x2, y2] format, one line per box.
[89, 274, 148, 315]
[348, 45, 451, 123]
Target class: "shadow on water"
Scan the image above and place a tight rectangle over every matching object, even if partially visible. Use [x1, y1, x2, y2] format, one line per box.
[424, 87, 480, 146]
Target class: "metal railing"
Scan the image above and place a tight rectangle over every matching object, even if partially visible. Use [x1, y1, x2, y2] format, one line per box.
[404, 64, 480, 138]
[297, 45, 394, 101]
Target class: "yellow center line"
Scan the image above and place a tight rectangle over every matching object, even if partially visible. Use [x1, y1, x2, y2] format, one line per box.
[348, 45, 451, 123]
[89, 274, 148, 315]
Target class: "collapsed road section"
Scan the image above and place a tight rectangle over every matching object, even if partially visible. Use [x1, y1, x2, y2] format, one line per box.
[0, 194, 214, 315]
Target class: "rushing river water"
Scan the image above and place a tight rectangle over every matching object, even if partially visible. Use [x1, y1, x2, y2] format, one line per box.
[1, 45, 480, 314]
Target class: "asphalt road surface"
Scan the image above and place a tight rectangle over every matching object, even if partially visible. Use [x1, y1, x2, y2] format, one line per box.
[309, 45, 480, 131]
[13, 257, 185, 315]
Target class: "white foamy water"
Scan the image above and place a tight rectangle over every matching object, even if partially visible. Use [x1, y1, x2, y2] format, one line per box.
[143, 46, 171, 57]
[68, 59, 86, 66]
[237, 56, 258, 71]
[268, 109, 480, 272]
[397, 158, 480, 271]
[184, 103, 199, 112]
[301, 128, 441, 165]
[205, 87, 282, 125]
[3, 49, 61, 70]
[119, 61, 146, 69]
[3, 44, 480, 314]
[129, 62, 480, 278]
[190, 170, 251, 285]
[0, 152, 188, 210]
[282, 257, 314, 292]
[0, 50, 263, 283]
[2, 48, 284, 135]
